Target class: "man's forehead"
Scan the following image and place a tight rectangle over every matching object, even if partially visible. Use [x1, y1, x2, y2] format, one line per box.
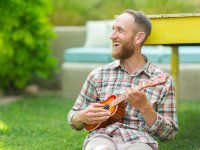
[113, 14, 134, 28]
[114, 13, 135, 23]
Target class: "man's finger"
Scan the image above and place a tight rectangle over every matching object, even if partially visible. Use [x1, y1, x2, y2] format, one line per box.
[90, 103, 105, 107]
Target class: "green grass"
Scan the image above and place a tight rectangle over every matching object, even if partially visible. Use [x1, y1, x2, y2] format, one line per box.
[0, 96, 200, 150]
[0, 96, 87, 150]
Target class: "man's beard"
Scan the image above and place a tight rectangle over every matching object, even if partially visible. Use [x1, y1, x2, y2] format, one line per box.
[112, 43, 134, 60]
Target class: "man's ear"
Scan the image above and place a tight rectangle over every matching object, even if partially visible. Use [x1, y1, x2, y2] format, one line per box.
[135, 32, 145, 44]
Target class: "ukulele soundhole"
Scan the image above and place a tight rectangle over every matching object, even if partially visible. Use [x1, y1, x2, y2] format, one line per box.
[103, 104, 110, 110]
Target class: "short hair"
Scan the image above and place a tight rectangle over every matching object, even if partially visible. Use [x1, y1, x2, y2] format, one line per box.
[123, 10, 152, 43]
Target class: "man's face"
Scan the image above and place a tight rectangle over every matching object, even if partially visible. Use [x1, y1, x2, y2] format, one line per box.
[110, 13, 137, 60]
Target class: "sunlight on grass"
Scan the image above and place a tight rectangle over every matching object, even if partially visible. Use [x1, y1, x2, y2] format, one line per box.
[0, 120, 9, 134]
[0, 96, 200, 150]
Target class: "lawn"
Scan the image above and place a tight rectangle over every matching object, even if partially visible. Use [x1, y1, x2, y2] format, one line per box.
[0, 95, 200, 150]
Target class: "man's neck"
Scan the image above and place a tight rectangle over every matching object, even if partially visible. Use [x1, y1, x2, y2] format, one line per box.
[121, 54, 146, 74]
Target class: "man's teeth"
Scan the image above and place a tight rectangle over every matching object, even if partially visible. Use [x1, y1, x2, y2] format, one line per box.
[114, 43, 120, 46]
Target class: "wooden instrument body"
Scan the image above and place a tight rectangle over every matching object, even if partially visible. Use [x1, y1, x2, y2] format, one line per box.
[84, 95, 126, 131]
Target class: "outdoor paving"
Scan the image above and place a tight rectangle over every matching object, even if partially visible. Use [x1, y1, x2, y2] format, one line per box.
[0, 96, 21, 105]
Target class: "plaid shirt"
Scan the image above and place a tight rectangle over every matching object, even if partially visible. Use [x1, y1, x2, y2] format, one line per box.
[68, 59, 178, 144]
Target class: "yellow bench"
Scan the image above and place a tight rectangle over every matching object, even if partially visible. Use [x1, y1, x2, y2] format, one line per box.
[145, 13, 200, 103]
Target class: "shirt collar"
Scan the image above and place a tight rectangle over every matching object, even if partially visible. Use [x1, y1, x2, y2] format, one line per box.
[112, 55, 152, 77]
[112, 60, 121, 68]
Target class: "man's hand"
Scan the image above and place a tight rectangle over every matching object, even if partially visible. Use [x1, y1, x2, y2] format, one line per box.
[125, 88, 149, 110]
[125, 87, 157, 128]
[78, 103, 111, 125]
[72, 103, 111, 130]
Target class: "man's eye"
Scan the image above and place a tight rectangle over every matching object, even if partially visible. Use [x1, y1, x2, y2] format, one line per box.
[119, 28, 124, 33]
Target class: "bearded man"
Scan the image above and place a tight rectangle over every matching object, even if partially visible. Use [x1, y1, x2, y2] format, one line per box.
[68, 10, 178, 150]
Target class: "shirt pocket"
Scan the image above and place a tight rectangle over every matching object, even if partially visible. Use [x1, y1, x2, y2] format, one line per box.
[97, 80, 127, 101]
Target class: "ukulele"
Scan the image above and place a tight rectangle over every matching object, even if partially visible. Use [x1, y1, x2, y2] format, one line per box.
[84, 74, 167, 131]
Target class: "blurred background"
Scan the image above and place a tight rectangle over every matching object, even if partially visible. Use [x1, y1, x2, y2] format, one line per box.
[0, 0, 200, 96]
[50, 0, 200, 25]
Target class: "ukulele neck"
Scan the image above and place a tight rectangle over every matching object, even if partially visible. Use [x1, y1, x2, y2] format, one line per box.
[109, 84, 144, 108]
[108, 74, 167, 108]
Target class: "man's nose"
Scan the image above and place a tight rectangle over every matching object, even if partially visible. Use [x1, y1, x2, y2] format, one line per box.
[110, 31, 116, 40]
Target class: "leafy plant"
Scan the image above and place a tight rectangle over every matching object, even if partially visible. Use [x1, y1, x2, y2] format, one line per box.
[50, 0, 200, 25]
[133, 0, 200, 14]
[0, 0, 57, 94]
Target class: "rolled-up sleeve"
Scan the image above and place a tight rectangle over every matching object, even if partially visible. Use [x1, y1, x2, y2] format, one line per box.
[147, 76, 178, 141]
[67, 70, 98, 130]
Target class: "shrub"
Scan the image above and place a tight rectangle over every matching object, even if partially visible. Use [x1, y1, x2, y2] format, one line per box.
[0, 0, 57, 94]
[50, 0, 200, 25]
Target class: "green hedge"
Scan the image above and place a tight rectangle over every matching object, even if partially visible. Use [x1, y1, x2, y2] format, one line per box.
[50, 0, 200, 25]
[0, 0, 57, 94]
